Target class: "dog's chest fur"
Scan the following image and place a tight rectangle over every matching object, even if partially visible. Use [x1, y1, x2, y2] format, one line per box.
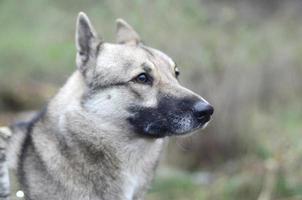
[119, 139, 164, 200]
[19, 124, 165, 200]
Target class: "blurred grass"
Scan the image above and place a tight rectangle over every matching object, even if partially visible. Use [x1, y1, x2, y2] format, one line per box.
[1, 0, 302, 199]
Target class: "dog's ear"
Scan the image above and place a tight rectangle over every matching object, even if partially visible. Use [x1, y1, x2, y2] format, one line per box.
[76, 12, 102, 71]
[116, 19, 141, 45]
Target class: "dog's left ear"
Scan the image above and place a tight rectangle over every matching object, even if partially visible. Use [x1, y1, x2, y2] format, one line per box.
[76, 12, 102, 72]
[116, 19, 141, 45]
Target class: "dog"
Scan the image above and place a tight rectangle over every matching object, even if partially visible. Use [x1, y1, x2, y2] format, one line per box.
[0, 12, 214, 200]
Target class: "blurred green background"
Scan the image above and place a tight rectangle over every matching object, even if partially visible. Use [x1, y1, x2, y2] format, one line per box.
[1, 0, 302, 199]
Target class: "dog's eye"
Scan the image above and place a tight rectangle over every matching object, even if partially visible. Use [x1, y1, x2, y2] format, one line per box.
[134, 73, 152, 84]
[175, 67, 180, 78]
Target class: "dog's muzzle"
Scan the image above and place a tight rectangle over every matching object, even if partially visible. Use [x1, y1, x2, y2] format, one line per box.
[128, 96, 214, 138]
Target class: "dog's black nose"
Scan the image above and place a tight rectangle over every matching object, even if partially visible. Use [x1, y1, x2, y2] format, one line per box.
[193, 101, 214, 122]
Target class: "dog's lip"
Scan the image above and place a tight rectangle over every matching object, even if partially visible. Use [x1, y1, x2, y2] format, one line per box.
[136, 121, 210, 139]
[171, 126, 203, 136]
[142, 115, 212, 138]
[170, 116, 212, 136]
[130, 112, 212, 138]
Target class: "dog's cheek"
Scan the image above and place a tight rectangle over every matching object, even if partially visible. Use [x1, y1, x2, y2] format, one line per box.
[127, 107, 169, 138]
[82, 91, 130, 118]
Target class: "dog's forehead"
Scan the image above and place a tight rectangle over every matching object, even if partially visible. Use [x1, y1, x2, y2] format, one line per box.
[96, 43, 174, 72]
[97, 44, 146, 68]
[142, 46, 175, 68]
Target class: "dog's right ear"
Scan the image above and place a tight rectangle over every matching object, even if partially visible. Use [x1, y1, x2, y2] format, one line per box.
[116, 19, 141, 45]
[75, 12, 102, 72]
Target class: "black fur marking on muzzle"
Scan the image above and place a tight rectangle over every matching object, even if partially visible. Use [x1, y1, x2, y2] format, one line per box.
[127, 95, 213, 138]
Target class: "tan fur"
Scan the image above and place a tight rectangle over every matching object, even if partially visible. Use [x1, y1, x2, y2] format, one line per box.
[2, 12, 213, 200]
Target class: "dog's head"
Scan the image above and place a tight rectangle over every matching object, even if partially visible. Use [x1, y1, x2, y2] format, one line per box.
[76, 12, 213, 138]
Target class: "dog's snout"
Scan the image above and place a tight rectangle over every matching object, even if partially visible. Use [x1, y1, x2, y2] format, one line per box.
[193, 101, 214, 121]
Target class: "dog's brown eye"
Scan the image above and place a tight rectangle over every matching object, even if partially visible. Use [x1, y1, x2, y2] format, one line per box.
[134, 73, 151, 84]
[175, 67, 180, 78]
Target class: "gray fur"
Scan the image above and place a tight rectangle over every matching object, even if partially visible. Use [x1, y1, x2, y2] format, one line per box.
[0, 127, 11, 200]
[1, 12, 213, 200]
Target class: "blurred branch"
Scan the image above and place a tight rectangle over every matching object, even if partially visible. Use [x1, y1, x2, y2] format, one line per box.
[258, 158, 279, 200]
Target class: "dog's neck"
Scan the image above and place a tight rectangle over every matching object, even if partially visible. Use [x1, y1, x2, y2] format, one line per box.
[31, 115, 165, 200]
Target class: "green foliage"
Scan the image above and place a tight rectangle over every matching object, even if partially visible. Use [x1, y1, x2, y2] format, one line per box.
[149, 175, 205, 200]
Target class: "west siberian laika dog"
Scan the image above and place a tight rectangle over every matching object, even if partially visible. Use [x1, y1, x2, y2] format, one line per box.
[1, 12, 214, 200]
